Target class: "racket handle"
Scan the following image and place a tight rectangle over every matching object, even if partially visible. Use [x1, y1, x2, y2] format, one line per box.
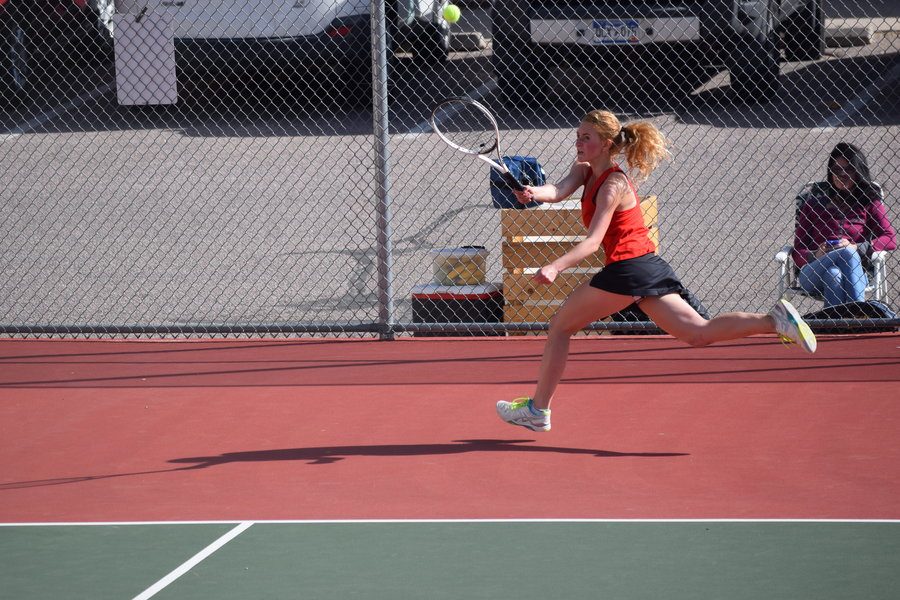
[501, 171, 526, 192]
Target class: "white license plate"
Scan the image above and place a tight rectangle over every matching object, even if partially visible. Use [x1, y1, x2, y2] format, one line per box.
[591, 19, 640, 45]
[530, 17, 700, 46]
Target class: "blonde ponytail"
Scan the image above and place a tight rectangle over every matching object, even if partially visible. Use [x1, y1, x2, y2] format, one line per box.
[582, 110, 670, 181]
[614, 122, 669, 181]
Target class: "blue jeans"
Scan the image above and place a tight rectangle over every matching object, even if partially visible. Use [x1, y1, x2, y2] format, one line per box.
[798, 247, 868, 307]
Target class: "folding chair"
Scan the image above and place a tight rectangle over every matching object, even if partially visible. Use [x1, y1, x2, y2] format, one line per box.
[774, 181, 889, 303]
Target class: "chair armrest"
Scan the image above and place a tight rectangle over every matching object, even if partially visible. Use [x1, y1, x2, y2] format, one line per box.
[871, 250, 887, 265]
[774, 245, 792, 264]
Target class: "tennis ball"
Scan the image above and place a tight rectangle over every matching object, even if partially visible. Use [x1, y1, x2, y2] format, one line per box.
[443, 4, 461, 24]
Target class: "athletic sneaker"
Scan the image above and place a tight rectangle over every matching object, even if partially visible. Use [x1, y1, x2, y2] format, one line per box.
[769, 299, 817, 353]
[496, 397, 551, 432]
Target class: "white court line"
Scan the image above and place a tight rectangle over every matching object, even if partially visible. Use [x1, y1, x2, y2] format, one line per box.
[398, 80, 497, 137]
[131, 521, 253, 600]
[3, 518, 899, 526]
[0, 82, 114, 142]
[818, 58, 900, 129]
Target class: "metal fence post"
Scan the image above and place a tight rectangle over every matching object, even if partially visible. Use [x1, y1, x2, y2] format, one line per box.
[372, 0, 394, 340]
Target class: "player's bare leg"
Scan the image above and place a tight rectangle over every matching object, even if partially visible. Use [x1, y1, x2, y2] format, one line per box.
[640, 294, 816, 352]
[497, 284, 633, 431]
[532, 284, 634, 409]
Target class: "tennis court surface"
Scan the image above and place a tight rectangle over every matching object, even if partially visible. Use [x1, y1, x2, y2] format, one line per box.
[2, 334, 899, 599]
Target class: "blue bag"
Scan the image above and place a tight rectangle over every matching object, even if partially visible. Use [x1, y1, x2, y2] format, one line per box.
[490, 156, 545, 209]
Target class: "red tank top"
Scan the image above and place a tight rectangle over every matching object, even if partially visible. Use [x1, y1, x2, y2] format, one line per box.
[581, 166, 656, 263]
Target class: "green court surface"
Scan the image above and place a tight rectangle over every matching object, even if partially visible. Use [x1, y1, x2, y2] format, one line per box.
[3, 521, 899, 599]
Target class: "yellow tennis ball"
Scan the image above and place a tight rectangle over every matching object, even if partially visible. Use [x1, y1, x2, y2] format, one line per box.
[443, 4, 461, 24]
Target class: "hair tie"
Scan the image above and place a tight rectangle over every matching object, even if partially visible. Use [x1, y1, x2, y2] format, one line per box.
[616, 127, 635, 145]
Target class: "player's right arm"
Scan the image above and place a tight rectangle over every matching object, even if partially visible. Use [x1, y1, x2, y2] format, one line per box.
[513, 161, 589, 205]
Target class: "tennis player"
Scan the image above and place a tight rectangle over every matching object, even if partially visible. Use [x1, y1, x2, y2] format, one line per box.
[497, 110, 817, 432]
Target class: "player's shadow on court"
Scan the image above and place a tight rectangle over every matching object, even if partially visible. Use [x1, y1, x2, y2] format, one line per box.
[168, 439, 688, 467]
[0, 440, 687, 490]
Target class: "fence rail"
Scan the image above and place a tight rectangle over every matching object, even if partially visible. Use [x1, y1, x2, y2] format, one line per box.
[1, 0, 897, 337]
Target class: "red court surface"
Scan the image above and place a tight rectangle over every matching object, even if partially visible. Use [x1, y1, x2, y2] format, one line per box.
[1, 334, 898, 523]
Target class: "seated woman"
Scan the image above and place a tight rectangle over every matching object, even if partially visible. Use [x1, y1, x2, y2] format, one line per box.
[792, 142, 896, 307]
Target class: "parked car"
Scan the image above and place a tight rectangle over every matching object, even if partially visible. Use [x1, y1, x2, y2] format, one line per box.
[491, 0, 825, 104]
[1, 0, 108, 105]
[104, 0, 451, 104]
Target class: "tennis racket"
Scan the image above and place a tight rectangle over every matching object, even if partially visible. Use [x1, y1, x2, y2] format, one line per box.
[430, 97, 526, 192]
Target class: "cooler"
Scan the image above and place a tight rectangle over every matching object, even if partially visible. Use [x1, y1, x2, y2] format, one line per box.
[411, 283, 504, 336]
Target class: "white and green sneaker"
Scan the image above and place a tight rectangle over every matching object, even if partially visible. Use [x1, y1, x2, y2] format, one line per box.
[496, 397, 551, 432]
[769, 299, 817, 353]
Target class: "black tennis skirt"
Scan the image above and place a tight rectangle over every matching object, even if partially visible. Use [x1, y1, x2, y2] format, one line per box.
[589, 253, 685, 297]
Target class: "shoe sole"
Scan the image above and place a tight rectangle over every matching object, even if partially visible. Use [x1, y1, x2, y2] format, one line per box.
[780, 299, 817, 353]
[496, 405, 551, 432]
[502, 420, 551, 432]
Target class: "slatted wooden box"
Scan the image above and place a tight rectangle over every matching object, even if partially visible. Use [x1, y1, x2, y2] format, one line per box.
[501, 196, 659, 327]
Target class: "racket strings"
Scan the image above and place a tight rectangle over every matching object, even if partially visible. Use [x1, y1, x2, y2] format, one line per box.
[432, 101, 498, 155]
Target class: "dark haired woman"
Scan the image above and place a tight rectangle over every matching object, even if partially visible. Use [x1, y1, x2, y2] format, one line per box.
[793, 143, 896, 307]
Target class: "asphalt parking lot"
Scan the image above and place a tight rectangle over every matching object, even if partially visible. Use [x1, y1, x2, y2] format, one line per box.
[1, 7, 898, 330]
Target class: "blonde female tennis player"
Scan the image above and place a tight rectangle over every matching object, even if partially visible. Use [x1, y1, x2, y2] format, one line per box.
[497, 110, 817, 432]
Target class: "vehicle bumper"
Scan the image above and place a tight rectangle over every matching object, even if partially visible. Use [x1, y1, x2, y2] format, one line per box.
[174, 15, 371, 74]
[527, 1, 737, 66]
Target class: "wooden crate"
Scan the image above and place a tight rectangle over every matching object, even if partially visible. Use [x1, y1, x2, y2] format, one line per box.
[501, 196, 659, 327]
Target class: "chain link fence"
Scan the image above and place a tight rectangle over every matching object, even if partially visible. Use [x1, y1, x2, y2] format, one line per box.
[1, 0, 898, 337]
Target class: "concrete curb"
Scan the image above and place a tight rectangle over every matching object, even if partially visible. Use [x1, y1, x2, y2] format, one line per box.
[827, 25, 874, 47]
[450, 31, 488, 52]
[827, 17, 899, 47]
[828, 17, 900, 33]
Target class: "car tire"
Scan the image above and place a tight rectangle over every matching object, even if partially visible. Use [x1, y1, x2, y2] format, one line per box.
[333, 63, 375, 109]
[491, 0, 545, 107]
[1, 23, 32, 106]
[413, 20, 449, 66]
[330, 46, 398, 110]
[727, 16, 782, 103]
[783, 0, 825, 62]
